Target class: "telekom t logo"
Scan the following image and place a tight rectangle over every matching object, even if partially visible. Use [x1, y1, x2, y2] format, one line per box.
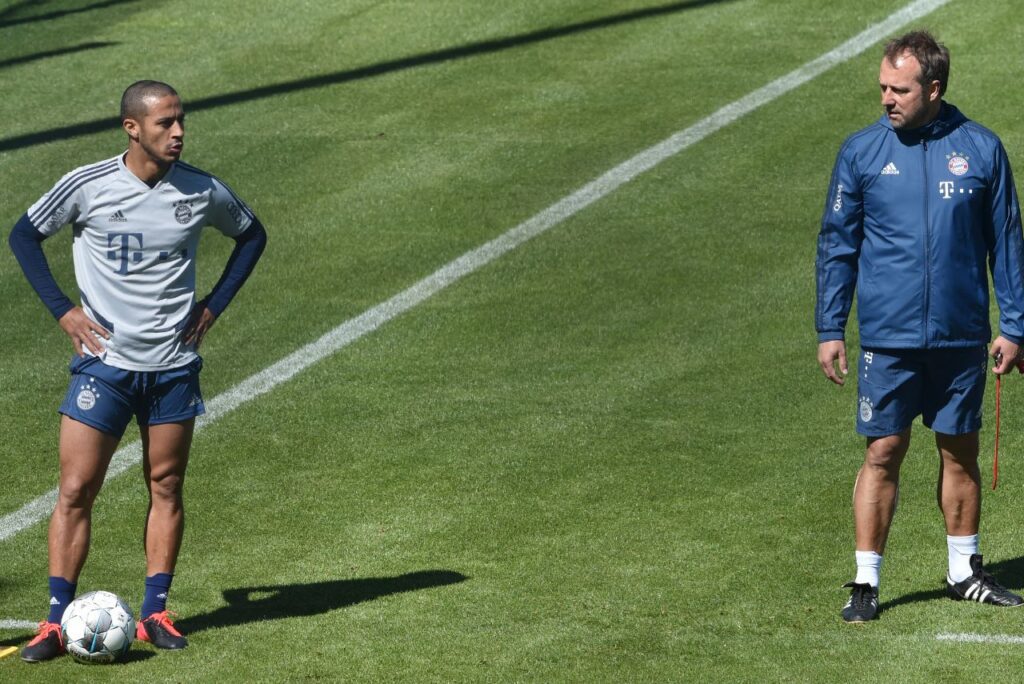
[938, 181, 955, 199]
[107, 232, 143, 274]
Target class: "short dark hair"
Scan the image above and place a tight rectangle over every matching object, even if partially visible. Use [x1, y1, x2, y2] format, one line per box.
[884, 30, 950, 95]
[120, 80, 178, 122]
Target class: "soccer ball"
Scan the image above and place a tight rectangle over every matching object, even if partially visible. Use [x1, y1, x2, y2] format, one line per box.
[60, 590, 135, 663]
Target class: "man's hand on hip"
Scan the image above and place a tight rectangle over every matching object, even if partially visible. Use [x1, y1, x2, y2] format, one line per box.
[58, 307, 109, 357]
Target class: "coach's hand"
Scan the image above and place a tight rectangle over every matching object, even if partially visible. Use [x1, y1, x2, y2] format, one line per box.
[818, 340, 848, 385]
[183, 301, 216, 349]
[990, 336, 1022, 375]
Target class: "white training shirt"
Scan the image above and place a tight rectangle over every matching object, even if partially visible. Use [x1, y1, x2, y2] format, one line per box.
[27, 153, 254, 371]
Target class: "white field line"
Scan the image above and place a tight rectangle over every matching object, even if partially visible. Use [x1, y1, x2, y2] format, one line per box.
[0, 0, 951, 548]
[0, 620, 38, 630]
[937, 632, 1024, 645]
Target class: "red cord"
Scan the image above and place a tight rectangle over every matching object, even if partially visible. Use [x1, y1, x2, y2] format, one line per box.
[994, 373, 1001, 491]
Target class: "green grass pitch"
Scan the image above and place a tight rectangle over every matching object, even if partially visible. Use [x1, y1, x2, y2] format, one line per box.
[3, 0, 1024, 680]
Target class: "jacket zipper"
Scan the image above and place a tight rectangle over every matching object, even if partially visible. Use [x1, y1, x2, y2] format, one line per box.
[922, 137, 930, 346]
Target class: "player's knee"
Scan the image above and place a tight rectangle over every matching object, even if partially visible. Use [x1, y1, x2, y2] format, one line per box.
[148, 471, 184, 503]
[56, 478, 99, 510]
[937, 433, 980, 466]
[864, 441, 906, 471]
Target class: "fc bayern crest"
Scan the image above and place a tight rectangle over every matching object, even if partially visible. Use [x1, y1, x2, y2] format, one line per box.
[948, 155, 969, 176]
[174, 204, 193, 224]
[859, 397, 873, 423]
[77, 384, 97, 411]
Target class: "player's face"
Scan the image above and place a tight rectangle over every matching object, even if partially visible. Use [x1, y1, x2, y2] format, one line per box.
[133, 94, 185, 165]
[879, 53, 939, 130]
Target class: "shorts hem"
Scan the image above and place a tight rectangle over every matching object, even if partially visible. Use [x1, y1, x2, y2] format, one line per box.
[142, 405, 206, 427]
[58, 410, 126, 439]
[923, 421, 983, 436]
[856, 423, 911, 437]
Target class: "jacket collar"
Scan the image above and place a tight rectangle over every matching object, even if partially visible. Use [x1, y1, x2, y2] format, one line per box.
[878, 101, 967, 139]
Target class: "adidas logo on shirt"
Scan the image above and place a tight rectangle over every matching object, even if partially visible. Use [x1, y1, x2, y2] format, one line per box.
[881, 162, 900, 175]
[109, 210, 127, 222]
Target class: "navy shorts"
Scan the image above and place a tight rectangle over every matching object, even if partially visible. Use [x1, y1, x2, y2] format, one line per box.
[59, 355, 206, 438]
[856, 346, 987, 437]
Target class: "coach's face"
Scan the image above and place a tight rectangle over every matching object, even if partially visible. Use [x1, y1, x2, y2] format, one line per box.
[879, 52, 940, 130]
[126, 94, 185, 166]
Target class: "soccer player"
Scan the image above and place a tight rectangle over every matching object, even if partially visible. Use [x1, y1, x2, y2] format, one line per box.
[816, 31, 1024, 623]
[9, 81, 267, 661]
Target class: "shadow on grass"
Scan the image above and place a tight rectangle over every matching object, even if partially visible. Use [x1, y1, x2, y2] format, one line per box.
[1, 633, 29, 648]
[0, 0, 736, 152]
[0, 570, 463, 648]
[882, 555, 1024, 612]
[120, 649, 157, 663]
[0, 0, 38, 22]
[0, 0, 139, 28]
[177, 569, 468, 634]
[881, 587, 947, 613]
[0, 41, 119, 69]
[984, 555, 1024, 590]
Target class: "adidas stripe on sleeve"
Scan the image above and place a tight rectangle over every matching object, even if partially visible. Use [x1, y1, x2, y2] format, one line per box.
[28, 157, 120, 235]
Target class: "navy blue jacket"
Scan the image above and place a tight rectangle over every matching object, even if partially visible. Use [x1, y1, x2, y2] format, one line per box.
[816, 103, 1024, 348]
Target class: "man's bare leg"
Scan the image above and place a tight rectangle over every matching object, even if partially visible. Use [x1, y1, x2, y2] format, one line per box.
[843, 429, 911, 623]
[854, 429, 912, 553]
[936, 431, 981, 585]
[140, 420, 193, 575]
[22, 417, 119, 662]
[935, 431, 980, 536]
[49, 416, 120, 581]
[136, 419, 193, 649]
[934, 430, 1021, 605]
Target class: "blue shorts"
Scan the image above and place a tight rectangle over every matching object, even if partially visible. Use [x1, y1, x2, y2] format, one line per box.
[856, 346, 987, 437]
[59, 355, 206, 438]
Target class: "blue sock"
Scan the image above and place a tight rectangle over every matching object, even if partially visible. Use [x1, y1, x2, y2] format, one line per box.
[141, 573, 174, 619]
[47, 576, 77, 624]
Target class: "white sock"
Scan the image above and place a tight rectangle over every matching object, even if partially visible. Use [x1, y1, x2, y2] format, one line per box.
[947, 534, 979, 583]
[854, 550, 883, 588]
